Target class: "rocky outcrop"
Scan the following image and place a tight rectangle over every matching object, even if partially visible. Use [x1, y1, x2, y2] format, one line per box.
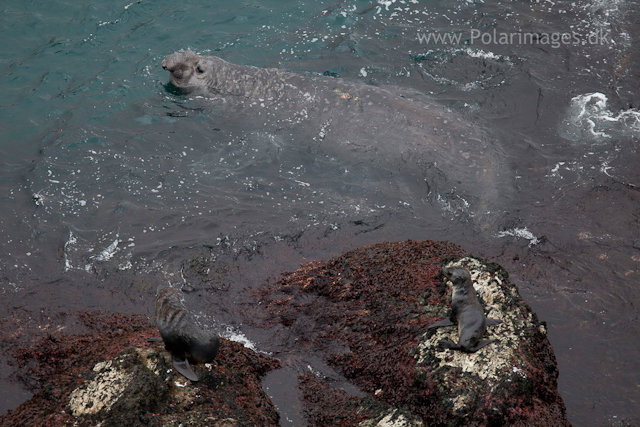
[298, 373, 425, 427]
[0, 314, 280, 427]
[259, 240, 571, 426]
[1, 240, 571, 426]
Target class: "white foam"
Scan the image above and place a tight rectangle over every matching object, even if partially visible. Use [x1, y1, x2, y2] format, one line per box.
[497, 227, 540, 247]
[377, 0, 397, 11]
[220, 325, 262, 353]
[64, 231, 78, 272]
[562, 92, 640, 141]
[464, 47, 507, 62]
[124, 1, 140, 10]
[94, 237, 120, 262]
[32, 192, 45, 206]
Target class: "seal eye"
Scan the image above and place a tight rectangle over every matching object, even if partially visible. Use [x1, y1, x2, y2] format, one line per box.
[196, 65, 204, 74]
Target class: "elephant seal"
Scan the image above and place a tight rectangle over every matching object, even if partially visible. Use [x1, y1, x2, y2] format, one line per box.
[161, 51, 511, 221]
[428, 266, 501, 352]
[155, 286, 220, 381]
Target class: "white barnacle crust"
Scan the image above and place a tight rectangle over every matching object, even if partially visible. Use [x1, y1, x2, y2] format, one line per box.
[68, 347, 197, 417]
[416, 257, 542, 413]
[136, 347, 162, 375]
[68, 359, 133, 416]
[359, 408, 424, 427]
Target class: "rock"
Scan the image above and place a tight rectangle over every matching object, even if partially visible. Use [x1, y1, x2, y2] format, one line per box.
[298, 373, 424, 427]
[259, 240, 571, 426]
[1, 240, 571, 426]
[0, 314, 280, 427]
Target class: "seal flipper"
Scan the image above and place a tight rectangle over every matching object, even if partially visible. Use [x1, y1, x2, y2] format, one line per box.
[468, 339, 495, 352]
[437, 340, 460, 350]
[438, 339, 495, 352]
[172, 354, 199, 381]
[485, 318, 502, 327]
[428, 318, 456, 329]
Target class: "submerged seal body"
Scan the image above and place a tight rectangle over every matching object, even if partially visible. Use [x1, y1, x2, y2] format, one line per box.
[161, 51, 510, 220]
[428, 266, 501, 352]
[155, 286, 220, 381]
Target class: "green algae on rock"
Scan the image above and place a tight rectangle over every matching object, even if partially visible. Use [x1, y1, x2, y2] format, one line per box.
[260, 240, 571, 426]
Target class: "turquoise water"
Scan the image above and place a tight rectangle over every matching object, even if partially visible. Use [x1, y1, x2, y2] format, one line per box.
[1, 1, 328, 149]
[1, 0, 418, 145]
[2, 0, 640, 425]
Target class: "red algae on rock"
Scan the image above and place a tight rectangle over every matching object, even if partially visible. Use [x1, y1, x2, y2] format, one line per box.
[0, 312, 281, 427]
[259, 240, 571, 426]
[298, 373, 425, 427]
[1, 240, 571, 426]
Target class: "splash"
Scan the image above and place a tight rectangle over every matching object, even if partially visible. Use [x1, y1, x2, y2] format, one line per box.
[497, 227, 540, 247]
[561, 92, 640, 141]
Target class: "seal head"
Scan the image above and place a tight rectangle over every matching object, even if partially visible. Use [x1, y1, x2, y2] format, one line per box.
[155, 286, 220, 381]
[161, 51, 239, 95]
[161, 51, 203, 91]
[161, 51, 286, 99]
[427, 266, 501, 353]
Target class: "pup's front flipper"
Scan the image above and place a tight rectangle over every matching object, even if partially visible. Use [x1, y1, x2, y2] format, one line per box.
[428, 318, 455, 329]
[438, 339, 496, 352]
[172, 355, 199, 381]
[437, 340, 460, 350]
[468, 339, 495, 352]
[486, 318, 502, 327]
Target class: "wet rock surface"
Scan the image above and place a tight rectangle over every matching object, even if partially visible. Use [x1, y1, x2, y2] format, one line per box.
[259, 240, 571, 426]
[298, 373, 425, 427]
[0, 313, 280, 427]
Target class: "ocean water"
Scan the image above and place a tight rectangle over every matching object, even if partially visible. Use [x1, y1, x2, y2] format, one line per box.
[1, 0, 639, 425]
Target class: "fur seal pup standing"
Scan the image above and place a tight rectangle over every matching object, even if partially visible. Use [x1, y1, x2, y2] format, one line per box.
[428, 266, 502, 353]
[155, 286, 220, 381]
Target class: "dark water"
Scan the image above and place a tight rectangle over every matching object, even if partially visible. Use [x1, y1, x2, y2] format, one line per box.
[1, 0, 639, 425]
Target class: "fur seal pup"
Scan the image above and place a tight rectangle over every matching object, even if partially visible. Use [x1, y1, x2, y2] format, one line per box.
[428, 266, 502, 353]
[155, 286, 220, 381]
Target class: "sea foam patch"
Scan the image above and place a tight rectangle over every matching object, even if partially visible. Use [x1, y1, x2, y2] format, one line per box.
[561, 92, 640, 141]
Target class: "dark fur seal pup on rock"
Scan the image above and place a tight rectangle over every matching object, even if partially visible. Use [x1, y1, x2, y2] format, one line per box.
[428, 266, 502, 353]
[155, 286, 220, 381]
